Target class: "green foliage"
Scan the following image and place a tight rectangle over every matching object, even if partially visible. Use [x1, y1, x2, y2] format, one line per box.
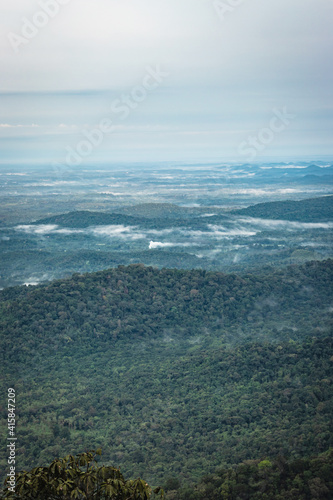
[2, 450, 163, 500]
[175, 449, 333, 499]
[235, 195, 333, 222]
[0, 261, 332, 484]
[113, 203, 204, 219]
[1, 260, 333, 350]
[32, 211, 148, 229]
[258, 459, 273, 470]
[32, 210, 211, 231]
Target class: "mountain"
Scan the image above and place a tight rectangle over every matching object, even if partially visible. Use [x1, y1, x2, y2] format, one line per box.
[30, 209, 217, 230]
[2, 194, 333, 290]
[31, 211, 146, 228]
[1, 260, 332, 485]
[115, 203, 210, 219]
[234, 195, 333, 222]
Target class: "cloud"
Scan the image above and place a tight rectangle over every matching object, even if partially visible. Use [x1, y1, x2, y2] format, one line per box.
[214, 188, 307, 197]
[239, 218, 333, 230]
[2, 172, 27, 176]
[15, 224, 88, 235]
[260, 165, 308, 170]
[24, 280, 40, 286]
[15, 223, 147, 240]
[13, 214, 333, 256]
[207, 224, 257, 238]
[0, 124, 39, 128]
[27, 181, 84, 186]
[97, 192, 124, 196]
[233, 254, 241, 264]
[16, 224, 60, 234]
[1, 1, 332, 161]
[23, 273, 54, 286]
[56, 228, 84, 235]
[300, 242, 330, 248]
[149, 241, 174, 249]
[90, 225, 145, 240]
[149, 241, 193, 249]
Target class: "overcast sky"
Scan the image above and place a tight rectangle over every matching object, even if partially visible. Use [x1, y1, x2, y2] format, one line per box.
[0, 0, 332, 165]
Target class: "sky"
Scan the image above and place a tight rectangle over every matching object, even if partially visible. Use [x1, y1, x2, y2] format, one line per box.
[0, 0, 332, 165]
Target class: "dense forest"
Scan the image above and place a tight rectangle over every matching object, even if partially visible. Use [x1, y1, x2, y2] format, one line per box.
[2, 449, 333, 498]
[30, 210, 215, 230]
[1, 450, 163, 499]
[1, 261, 333, 494]
[174, 449, 333, 499]
[234, 195, 333, 222]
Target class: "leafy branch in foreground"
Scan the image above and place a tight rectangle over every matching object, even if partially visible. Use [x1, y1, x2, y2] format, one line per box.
[2, 449, 164, 500]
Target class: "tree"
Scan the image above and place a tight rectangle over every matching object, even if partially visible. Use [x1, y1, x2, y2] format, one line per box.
[2, 450, 164, 500]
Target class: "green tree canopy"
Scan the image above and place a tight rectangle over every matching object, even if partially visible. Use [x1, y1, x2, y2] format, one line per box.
[2, 450, 163, 500]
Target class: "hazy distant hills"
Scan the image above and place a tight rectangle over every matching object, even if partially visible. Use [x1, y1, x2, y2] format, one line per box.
[1, 194, 331, 289]
[249, 164, 333, 182]
[32, 209, 213, 229]
[31, 207, 226, 230]
[33, 195, 333, 229]
[32, 211, 147, 228]
[234, 195, 333, 222]
[115, 203, 209, 218]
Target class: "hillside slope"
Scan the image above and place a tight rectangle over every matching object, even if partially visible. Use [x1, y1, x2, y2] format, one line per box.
[0, 261, 332, 484]
[31, 210, 146, 228]
[234, 195, 333, 221]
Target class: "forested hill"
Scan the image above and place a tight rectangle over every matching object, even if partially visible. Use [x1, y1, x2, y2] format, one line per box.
[31, 210, 146, 228]
[32, 195, 333, 230]
[113, 203, 204, 219]
[234, 195, 333, 221]
[30, 209, 214, 230]
[1, 260, 333, 348]
[1, 261, 333, 487]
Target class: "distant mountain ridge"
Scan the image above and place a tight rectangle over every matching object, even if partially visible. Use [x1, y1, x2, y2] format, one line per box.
[33, 196, 333, 228]
[31, 211, 146, 228]
[234, 195, 333, 222]
[30, 209, 225, 230]
[115, 203, 208, 218]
